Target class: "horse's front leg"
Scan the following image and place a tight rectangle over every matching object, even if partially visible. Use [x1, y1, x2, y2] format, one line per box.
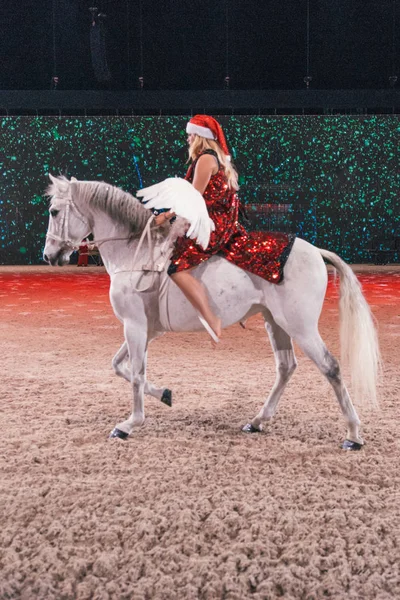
[110, 320, 148, 439]
[112, 339, 172, 406]
[112, 342, 130, 381]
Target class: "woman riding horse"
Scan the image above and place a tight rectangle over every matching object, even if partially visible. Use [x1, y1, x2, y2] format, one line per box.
[155, 114, 295, 342]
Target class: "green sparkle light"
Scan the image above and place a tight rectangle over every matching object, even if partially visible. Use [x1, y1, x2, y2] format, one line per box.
[0, 115, 399, 264]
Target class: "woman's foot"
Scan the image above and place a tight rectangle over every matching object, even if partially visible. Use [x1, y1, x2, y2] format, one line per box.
[211, 317, 222, 339]
[198, 316, 222, 344]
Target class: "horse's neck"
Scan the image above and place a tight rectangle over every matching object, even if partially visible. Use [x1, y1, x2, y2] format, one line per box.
[91, 212, 163, 277]
[91, 214, 141, 275]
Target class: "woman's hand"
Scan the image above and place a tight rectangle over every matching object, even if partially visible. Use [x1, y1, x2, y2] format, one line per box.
[154, 210, 175, 226]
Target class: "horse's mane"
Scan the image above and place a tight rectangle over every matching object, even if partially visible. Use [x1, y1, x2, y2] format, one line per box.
[47, 177, 158, 238]
[78, 180, 153, 236]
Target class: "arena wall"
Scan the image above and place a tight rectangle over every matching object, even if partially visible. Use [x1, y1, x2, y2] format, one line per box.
[0, 115, 399, 264]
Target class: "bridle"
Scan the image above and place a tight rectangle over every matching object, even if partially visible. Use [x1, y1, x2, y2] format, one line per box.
[45, 195, 165, 291]
[47, 195, 159, 250]
[46, 196, 91, 250]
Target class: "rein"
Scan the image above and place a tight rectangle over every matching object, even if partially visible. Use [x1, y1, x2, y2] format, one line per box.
[112, 215, 176, 293]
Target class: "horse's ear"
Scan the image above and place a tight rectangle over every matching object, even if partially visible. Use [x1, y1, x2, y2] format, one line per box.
[49, 173, 58, 184]
[70, 179, 78, 201]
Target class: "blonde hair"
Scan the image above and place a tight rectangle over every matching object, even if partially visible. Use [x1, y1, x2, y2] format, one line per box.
[188, 135, 239, 191]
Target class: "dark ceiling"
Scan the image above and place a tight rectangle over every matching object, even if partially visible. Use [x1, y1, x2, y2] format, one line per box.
[0, 0, 398, 91]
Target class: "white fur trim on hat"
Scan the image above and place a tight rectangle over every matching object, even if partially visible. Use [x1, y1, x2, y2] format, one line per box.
[186, 122, 215, 140]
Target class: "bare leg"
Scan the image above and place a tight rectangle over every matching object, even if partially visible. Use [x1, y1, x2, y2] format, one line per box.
[249, 319, 297, 430]
[171, 270, 222, 339]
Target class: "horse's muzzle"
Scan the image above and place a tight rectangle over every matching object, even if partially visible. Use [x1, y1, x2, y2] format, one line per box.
[43, 248, 70, 266]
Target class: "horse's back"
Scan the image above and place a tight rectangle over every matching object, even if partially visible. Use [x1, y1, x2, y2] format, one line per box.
[164, 241, 329, 333]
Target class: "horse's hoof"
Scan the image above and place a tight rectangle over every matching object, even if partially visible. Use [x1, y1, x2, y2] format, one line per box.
[161, 389, 172, 407]
[109, 428, 129, 440]
[242, 423, 262, 434]
[341, 439, 363, 451]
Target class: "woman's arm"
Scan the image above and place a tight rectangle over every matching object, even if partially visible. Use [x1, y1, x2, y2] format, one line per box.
[155, 154, 218, 226]
[191, 153, 218, 195]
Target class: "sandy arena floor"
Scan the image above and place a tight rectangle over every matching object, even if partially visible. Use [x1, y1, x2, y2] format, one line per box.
[0, 265, 400, 600]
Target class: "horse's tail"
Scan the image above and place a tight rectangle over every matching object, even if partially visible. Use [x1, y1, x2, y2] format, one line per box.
[318, 248, 381, 409]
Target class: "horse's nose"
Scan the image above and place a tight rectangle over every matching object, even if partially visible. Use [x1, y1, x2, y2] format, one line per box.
[43, 253, 49, 263]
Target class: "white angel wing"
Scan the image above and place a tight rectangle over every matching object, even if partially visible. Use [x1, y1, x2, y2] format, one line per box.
[137, 177, 215, 250]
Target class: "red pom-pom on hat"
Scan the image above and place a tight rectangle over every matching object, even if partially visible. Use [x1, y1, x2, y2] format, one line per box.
[186, 115, 230, 158]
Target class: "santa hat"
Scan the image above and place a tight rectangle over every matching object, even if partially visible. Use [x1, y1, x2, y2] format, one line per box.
[186, 115, 230, 159]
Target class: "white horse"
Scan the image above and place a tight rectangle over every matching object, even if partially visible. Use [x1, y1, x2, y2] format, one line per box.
[44, 175, 380, 450]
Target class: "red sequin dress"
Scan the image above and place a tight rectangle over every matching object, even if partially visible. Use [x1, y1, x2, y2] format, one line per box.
[168, 150, 295, 284]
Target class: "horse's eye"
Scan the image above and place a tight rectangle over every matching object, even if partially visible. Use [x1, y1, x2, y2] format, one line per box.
[50, 209, 59, 217]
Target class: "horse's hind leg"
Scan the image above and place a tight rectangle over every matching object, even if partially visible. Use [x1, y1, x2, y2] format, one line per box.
[245, 318, 297, 432]
[112, 340, 172, 406]
[295, 331, 363, 447]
